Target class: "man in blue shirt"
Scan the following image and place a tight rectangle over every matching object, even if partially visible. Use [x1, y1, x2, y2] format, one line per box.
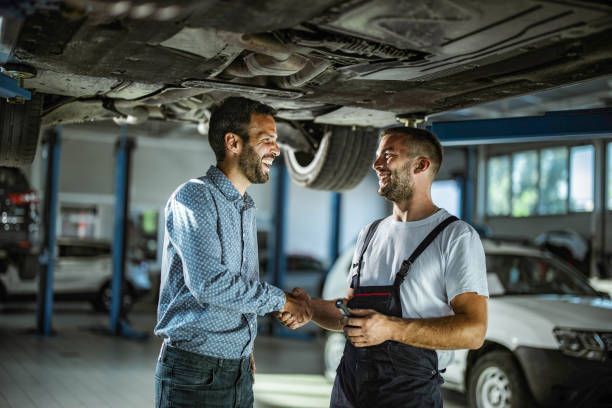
[154, 97, 312, 408]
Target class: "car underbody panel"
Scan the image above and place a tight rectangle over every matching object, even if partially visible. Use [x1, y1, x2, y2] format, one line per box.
[3, 0, 611, 127]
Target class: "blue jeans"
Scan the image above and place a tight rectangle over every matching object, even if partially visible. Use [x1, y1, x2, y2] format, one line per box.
[155, 343, 254, 408]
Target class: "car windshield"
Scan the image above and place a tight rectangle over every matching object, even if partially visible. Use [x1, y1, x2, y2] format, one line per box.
[486, 254, 599, 297]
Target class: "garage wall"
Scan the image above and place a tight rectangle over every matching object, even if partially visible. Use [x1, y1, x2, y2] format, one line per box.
[477, 138, 612, 255]
[437, 147, 466, 180]
[29, 124, 218, 239]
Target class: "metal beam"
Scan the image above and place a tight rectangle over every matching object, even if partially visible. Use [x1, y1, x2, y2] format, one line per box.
[328, 192, 342, 267]
[269, 161, 288, 298]
[429, 108, 612, 146]
[462, 147, 477, 225]
[36, 127, 61, 336]
[109, 127, 137, 336]
[268, 162, 311, 339]
[0, 72, 31, 100]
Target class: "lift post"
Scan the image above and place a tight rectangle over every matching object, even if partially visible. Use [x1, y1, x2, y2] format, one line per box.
[268, 161, 288, 306]
[36, 127, 61, 336]
[268, 162, 312, 339]
[328, 192, 342, 267]
[108, 127, 146, 339]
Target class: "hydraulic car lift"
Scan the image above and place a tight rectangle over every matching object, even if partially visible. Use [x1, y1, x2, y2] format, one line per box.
[37, 127, 61, 336]
[0, 72, 30, 100]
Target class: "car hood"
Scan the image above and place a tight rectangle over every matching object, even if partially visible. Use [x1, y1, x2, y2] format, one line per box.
[495, 295, 612, 331]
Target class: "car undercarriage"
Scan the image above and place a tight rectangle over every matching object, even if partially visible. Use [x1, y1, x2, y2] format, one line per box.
[2, 0, 612, 189]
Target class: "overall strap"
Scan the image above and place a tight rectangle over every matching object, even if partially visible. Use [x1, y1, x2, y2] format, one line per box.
[395, 215, 459, 285]
[352, 218, 384, 289]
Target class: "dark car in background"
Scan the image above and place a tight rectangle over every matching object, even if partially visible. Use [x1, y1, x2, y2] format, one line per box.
[0, 166, 38, 252]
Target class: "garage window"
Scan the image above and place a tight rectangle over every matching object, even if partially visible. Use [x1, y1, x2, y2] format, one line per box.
[486, 144, 594, 217]
[511, 150, 538, 217]
[486, 156, 511, 216]
[569, 145, 594, 212]
[539, 147, 568, 215]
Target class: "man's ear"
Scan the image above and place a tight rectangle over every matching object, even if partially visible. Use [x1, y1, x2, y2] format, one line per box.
[414, 157, 431, 174]
[224, 132, 243, 157]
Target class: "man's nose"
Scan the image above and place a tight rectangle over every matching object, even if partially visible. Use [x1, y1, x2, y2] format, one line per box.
[373, 155, 384, 171]
[271, 141, 281, 157]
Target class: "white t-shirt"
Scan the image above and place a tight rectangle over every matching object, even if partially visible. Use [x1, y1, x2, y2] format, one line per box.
[348, 209, 488, 369]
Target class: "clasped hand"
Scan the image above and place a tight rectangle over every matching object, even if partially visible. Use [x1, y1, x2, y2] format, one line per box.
[343, 309, 395, 347]
[276, 288, 313, 330]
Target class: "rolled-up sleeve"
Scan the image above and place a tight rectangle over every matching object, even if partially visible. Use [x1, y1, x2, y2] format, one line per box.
[167, 183, 285, 316]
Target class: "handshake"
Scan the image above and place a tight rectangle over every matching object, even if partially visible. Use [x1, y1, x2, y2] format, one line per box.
[276, 288, 313, 330]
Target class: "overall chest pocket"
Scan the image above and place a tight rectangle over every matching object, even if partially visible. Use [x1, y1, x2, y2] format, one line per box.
[348, 286, 394, 314]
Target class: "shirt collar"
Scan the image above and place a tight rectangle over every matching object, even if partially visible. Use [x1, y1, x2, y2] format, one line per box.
[206, 165, 255, 209]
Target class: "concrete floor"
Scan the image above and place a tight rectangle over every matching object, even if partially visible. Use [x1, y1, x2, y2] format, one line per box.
[0, 299, 467, 408]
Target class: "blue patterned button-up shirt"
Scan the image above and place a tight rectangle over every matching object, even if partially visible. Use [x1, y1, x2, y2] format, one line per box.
[154, 166, 286, 359]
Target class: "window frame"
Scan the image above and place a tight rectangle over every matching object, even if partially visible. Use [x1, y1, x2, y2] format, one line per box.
[485, 143, 596, 219]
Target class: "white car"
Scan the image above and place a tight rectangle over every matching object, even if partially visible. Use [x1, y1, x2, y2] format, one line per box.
[322, 239, 612, 407]
[0, 238, 151, 312]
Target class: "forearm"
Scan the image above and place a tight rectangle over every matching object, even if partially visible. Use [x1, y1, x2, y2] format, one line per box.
[190, 270, 285, 316]
[389, 314, 486, 350]
[311, 299, 344, 331]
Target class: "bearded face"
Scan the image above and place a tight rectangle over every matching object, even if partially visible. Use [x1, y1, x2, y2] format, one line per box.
[239, 141, 270, 184]
[378, 159, 415, 202]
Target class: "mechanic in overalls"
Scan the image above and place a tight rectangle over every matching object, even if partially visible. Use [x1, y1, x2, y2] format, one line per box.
[283, 127, 489, 407]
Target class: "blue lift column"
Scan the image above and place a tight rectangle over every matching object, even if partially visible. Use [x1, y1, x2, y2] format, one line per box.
[37, 127, 61, 336]
[462, 147, 477, 225]
[268, 161, 288, 308]
[109, 127, 144, 338]
[268, 161, 313, 338]
[328, 192, 342, 267]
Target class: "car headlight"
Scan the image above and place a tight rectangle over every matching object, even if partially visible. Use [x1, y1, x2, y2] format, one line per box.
[553, 328, 608, 361]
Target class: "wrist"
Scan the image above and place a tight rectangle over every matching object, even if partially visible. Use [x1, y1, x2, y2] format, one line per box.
[281, 293, 289, 312]
[386, 315, 402, 342]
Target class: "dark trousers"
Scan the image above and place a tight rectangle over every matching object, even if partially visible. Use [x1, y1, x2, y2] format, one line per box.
[155, 344, 254, 408]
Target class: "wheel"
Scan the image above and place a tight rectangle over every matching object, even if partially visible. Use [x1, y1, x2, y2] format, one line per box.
[92, 281, 135, 314]
[284, 125, 378, 191]
[0, 94, 43, 167]
[324, 332, 346, 381]
[468, 351, 535, 408]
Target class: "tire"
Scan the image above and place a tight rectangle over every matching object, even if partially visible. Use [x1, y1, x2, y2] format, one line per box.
[92, 281, 135, 314]
[284, 126, 378, 191]
[468, 351, 535, 408]
[324, 332, 346, 381]
[0, 94, 43, 167]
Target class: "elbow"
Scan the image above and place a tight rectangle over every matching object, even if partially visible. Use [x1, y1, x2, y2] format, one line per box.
[468, 322, 487, 350]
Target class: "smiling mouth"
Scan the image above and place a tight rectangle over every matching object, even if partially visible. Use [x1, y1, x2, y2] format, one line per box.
[377, 172, 390, 182]
[262, 157, 274, 171]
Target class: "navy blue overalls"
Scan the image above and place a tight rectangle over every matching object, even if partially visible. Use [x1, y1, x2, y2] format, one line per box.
[331, 215, 459, 408]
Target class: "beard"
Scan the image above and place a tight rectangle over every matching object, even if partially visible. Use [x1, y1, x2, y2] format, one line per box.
[239, 142, 269, 184]
[378, 162, 414, 202]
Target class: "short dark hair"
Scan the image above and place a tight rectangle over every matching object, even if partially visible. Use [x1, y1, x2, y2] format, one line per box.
[208, 97, 275, 162]
[381, 127, 443, 175]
